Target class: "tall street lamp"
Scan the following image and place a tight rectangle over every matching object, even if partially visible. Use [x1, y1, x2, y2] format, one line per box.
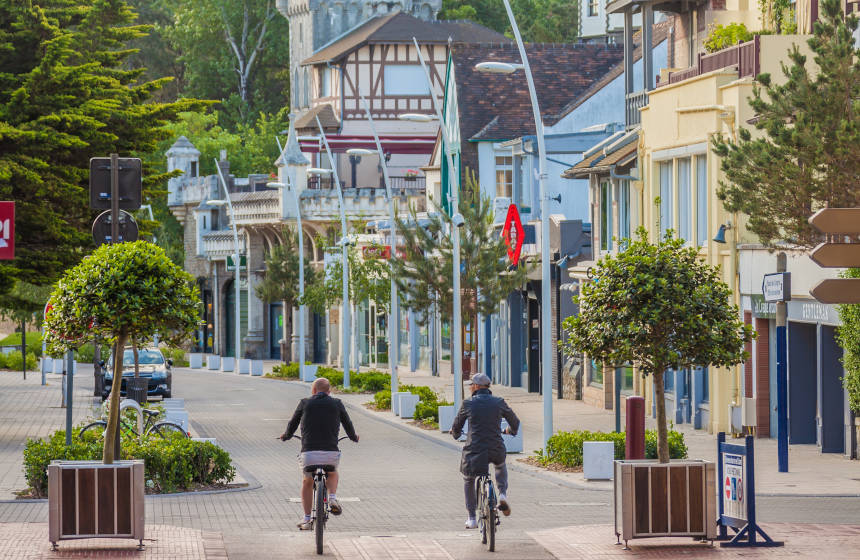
[311, 115, 351, 388]
[210, 162, 242, 361]
[352, 95, 401, 398]
[401, 37, 465, 411]
[476, 0, 554, 447]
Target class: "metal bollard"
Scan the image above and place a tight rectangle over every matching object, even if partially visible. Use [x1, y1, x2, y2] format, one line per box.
[625, 395, 645, 460]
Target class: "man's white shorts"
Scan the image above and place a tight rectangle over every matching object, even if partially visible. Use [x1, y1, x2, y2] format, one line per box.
[299, 450, 341, 477]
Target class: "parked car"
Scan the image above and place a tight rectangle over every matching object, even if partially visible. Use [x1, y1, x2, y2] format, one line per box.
[102, 347, 173, 401]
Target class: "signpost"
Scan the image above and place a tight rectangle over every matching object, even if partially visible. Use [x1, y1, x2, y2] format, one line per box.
[501, 204, 524, 266]
[717, 433, 782, 547]
[808, 208, 860, 304]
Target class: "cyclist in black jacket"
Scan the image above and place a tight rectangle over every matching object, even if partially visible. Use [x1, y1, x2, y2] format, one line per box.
[281, 377, 359, 530]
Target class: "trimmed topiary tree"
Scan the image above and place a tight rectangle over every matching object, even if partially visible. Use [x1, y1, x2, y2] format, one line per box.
[44, 241, 201, 464]
[563, 229, 753, 463]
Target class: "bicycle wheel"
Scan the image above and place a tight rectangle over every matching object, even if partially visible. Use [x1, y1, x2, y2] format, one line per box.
[315, 477, 326, 554]
[79, 421, 107, 439]
[150, 421, 188, 439]
[477, 478, 487, 545]
[485, 480, 496, 552]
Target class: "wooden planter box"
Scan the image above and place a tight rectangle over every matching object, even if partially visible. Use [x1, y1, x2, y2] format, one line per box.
[614, 459, 716, 546]
[48, 460, 145, 550]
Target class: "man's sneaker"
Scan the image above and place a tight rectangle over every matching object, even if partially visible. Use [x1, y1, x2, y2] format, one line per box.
[329, 497, 342, 515]
[464, 518, 478, 529]
[297, 519, 313, 530]
[498, 494, 511, 516]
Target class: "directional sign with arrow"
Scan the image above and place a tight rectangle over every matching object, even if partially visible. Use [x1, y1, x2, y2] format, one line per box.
[810, 243, 860, 268]
[808, 208, 860, 304]
[808, 208, 860, 235]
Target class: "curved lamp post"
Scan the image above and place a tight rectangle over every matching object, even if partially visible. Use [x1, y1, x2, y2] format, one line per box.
[401, 36, 465, 411]
[476, 0, 553, 447]
[309, 118, 351, 388]
[208, 164, 242, 361]
[353, 96, 400, 398]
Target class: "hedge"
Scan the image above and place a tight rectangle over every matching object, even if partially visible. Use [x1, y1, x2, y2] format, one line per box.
[23, 426, 235, 497]
[0, 350, 38, 371]
[536, 429, 688, 468]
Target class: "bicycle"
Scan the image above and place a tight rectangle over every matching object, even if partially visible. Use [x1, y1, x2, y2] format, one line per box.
[80, 407, 187, 440]
[281, 435, 350, 555]
[475, 470, 500, 552]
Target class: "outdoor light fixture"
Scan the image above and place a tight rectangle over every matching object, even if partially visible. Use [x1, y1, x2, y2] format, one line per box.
[713, 222, 732, 244]
[346, 148, 375, 156]
[307, 167, 333, 175]
[398, 113, 436, 123]
[206, 199, 227, 206]
[452, 213, 465, 227]
[475, 61, 524, 74]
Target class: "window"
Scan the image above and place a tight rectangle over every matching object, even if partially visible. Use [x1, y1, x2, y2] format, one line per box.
[495, 155, 513, 197]
[701, 366, 710, 402]
[677, 157, 692, 242]
[319, 67, 331, 97]
[588, 0, 599, 16]
[383, 65, 431, 95]
[303, 68, 310, 106]
[589, 359, 603, 386]
[202, 215, 207, 230]
[600, 181, 612, 251]
[190, 161, 198, 178]
[619, 180, 630, 241]
[696, 156, 708, 246]
[618, 365, 634, 393]
[659, 161, 673, 234]
[664, 368, 675, 393]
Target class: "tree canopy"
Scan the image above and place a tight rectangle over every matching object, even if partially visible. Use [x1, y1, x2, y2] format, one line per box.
[563, 230, 753, 462]
[440, 0, 580, 43]
[712, 0, 860, 249]
[837, 268, 860, 414]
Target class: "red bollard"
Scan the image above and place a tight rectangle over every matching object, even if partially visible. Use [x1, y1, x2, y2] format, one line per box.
[626, 396, 645, 460]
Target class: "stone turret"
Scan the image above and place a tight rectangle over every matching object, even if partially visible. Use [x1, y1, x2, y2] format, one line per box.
[276, 115, 310, 220]
[166, 136, 200, 207]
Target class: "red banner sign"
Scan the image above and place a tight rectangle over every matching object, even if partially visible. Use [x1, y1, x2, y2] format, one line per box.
[0, 202, 14, 260]
[362, 245, 391, 260]
[502, 204, 524, 266]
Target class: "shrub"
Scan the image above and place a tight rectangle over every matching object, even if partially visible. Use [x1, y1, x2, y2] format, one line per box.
[537, 429, 688, 468]
[373, 390, 391, 410]
[0, 352, 6, 369]
[414, 399, 452, 423]
[704, 22, 753, 53]
[316, 366, 343, 387]
[162, 347, 189, 367]
[23, 426, 235, 497]
[0, 331, 43, 357]
[400, 384, 438, 404]
[352, 371, 390, 392]
[267, 362, 300, 379]
[4, 350, 37, 371]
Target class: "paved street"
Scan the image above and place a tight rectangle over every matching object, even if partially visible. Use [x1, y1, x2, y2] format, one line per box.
[2, 367, 860, 559]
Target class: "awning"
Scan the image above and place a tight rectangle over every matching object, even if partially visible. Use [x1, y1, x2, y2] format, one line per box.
[299, 135, 437, 155]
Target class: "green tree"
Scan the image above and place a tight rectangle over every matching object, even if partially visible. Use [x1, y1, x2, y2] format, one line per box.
[255, 227, 320, 363]
[440, 0, 579, 43]
[391, 173, 529, 388]
[44, 241, 200, 464]
[712, 0, 860, 249]
[125, 0, 185, 102]
[0, 0, 206, 289]
[837, 268, 860, 413]
[563, 230, 753, 463]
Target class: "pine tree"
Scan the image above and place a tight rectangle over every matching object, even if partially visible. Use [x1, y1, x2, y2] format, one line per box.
[712, 0, 860, 249]
[0, 0, 207, 288]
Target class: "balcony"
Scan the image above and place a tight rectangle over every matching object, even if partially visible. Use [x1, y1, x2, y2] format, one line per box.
[202, 230, 247, 259]
[657, 35, 761, 88]
[625, 90, 649, 127]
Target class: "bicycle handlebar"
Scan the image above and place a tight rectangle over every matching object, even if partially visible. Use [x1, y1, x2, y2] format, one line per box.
[277, 434, 355, 442]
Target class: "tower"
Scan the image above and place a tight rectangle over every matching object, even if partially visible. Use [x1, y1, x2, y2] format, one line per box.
[166, 136, 201, 207]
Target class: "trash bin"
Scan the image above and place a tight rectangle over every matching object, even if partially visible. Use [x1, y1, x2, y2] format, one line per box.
[93, 371, 105, 397]
[127, 377, 148, 405]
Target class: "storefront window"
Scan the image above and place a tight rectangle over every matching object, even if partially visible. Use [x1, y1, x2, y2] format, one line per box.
[619, 365, 634, 393]
[441, 319, 451, 361]
[589, 359, 603, 386]
[664, 368, 675, 393]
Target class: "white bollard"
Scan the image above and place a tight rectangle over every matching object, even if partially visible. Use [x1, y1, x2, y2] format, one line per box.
[189, 353, 203, 369]
[501, 419, 523, 453]
[206, 354, 220, 370]
[438, 405, 456, 433]
[583, 441, 615, 480]
[301, 364, 318, 382]
[238, 359, 251, 375]
[251, 360, 264, 376]
[392, 392, 411, 416]
[399, 394, 420, 419]
[41, 357, 53, 375]
[221, 357, 235, 372]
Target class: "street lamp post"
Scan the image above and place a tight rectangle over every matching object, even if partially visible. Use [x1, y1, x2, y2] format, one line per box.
[477, 0, 554, 447]
[313, 115, 351, 389]
[212, 161, 242, 362]
[401, 36, 465, 411]
[355, 95, 400, 397]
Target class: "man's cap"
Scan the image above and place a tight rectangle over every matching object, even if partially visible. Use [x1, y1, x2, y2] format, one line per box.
[466, 373, 492, 386]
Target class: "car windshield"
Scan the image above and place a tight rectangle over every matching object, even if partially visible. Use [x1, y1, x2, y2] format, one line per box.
[122, 349, 164, 366]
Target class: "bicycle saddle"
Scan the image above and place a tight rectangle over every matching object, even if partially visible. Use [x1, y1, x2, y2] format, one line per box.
[304, 465, 336, 473]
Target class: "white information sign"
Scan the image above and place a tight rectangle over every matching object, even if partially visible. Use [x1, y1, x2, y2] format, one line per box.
[722, 452, 747, 521]
[762, 272, 791, 302]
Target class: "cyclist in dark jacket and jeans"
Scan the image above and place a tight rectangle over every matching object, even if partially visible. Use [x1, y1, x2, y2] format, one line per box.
[281, 377, 359, 530]
[452, 373, 520, 529]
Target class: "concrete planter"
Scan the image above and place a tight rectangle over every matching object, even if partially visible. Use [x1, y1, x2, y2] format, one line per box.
[161, 398, 185, 409]
[438, 405, 456, 433]
[614, 459, 716, 546]
[206, 355, 220, 370]
[398, 394, 420, 419]
[583, 441, 615, 480]
[221, 357, 235, 372]
[301, 364, 318, 382]
[48, 460, 145, 550]
[238, 359, 251, 375]
[164, 410, 189, 433]
[53, 359, 64, 374]
[251, 360, 264, 376]
[392, 392, 411, 416]
[189, 353, 203, 369]
[501, 419, 523, 453]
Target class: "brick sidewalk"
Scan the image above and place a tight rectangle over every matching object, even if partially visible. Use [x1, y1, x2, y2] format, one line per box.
[528, 523, 860, 559]
[0, 523, 227, 559]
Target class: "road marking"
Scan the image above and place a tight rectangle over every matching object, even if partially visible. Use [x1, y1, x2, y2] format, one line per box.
[539, 501, 609, 506]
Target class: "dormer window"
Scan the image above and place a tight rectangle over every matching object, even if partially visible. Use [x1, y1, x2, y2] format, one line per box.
[319, 67, 331, 97]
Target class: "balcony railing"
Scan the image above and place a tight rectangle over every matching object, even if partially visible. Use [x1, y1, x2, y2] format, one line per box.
[387, 176, 426, 190]
[657, 35, 761, 88]
[625, 90, 649, 127]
